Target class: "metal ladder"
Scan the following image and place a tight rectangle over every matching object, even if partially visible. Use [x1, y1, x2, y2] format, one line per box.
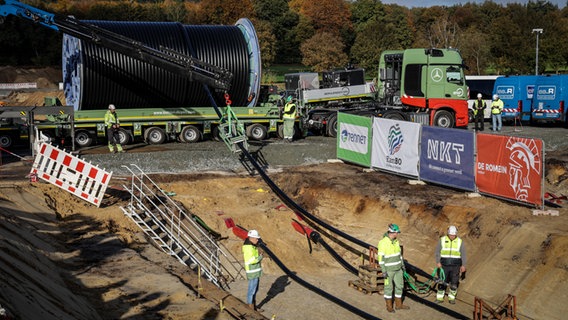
[120, 164, 246, 290]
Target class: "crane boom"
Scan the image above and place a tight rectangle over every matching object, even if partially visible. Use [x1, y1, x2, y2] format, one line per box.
[0, 0, 233, 91]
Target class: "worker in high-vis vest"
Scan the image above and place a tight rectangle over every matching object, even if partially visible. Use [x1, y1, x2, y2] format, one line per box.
[282, 95, 296, 142]
[435, 225, 467, 304]
[242, 229, 264, 312]
[377, 223, 409, 313]
[491, 94, 504, 132]
[104, 104, 124, 153]
[473, 93, 486, 131]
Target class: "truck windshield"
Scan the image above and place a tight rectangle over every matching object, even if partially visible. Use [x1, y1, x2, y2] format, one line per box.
[446, 66, 463, 84]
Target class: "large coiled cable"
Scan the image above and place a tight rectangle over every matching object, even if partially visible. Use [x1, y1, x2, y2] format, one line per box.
[62, 20, 259, 110]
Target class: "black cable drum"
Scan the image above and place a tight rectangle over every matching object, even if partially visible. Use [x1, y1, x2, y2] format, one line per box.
[62, 19, 261, 110]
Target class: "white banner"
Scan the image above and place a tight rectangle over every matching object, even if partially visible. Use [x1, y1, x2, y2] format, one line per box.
[0, 82, 37, 89]
[338, 122, 369, 154]
[371, 118, 421, 177]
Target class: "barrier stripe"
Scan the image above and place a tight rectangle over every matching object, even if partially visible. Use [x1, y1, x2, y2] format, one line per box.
[30, 143, 112, 207]
[533, 109, 559, 113]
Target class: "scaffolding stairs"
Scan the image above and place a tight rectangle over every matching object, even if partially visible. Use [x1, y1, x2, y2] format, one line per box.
[120, 164, 246, 290]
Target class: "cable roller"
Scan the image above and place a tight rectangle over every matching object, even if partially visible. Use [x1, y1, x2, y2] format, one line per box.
[62, 19, 261, 110]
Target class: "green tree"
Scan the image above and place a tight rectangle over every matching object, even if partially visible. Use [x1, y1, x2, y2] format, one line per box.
[252, 19, 277, 68]
[460, 27, 490, 75]
[198, 0, 255, 24]
[301, 32, 348, 72]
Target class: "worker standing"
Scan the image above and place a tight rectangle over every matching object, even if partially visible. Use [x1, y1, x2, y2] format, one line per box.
[104, 104, 124, 153]
[491, 94, 504, 132]
[473, 93, 486, 131]
[377, 223, 409, 313]
[242, 229, 264, 312]
[435, 225, 467, 304]
[282, 96, 296, 143]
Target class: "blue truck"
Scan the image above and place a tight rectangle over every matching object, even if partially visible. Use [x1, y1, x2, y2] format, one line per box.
[493, 75, 537, 122]
[532, 74, 568, 125]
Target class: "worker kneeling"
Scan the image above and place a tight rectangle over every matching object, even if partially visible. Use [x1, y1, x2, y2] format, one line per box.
[435, 225, 466, 304]
[377, 223, 409, 313]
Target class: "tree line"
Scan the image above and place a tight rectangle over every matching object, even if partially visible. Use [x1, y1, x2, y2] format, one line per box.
[1, 0, 567, 76]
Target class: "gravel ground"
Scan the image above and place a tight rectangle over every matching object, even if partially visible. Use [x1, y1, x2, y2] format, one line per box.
[75, 121, 568, 177]
[78, 135, 338, 176]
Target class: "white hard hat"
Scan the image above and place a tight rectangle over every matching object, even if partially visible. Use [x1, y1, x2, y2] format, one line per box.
[108, 104, 116, 110]
[448, 225, 458, 236]
[493, 94, 499, 100]
[477, 93, 482, 99]
[247, 229, 260, 238]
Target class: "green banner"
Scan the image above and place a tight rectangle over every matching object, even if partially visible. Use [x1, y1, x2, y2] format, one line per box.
[336, 112, 372, 167]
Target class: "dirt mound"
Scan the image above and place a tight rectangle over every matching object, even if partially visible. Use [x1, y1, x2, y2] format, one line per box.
[6, 90, 66, 106]
[0, 66, 61, 88]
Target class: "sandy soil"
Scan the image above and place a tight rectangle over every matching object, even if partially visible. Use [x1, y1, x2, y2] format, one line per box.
[1, 67, 568, 320]
[1, 153, 568, 320]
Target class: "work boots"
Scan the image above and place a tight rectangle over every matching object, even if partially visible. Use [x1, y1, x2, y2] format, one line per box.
[395, 297, 410, 310]
[385, 299, 395, 313]
[247, 304, 264, 312]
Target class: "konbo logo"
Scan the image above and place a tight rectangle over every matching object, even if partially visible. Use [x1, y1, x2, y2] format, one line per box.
[387, 124, 403, 156]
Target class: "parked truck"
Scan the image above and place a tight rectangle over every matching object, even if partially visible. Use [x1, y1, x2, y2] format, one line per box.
[287, 48, 469, 137]
[531, 74, 568, 126]
[492, 75, 537, 123]
[0, 0, 286, 150]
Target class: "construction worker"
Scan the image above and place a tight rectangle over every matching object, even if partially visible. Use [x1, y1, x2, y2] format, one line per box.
[473, 93, 486, 131]
[242, 229, 264, 312]
[104, 104, 124, 153]
[377, 223, 409, 313]
[435, 225, 467, 304]
[491, 94, 504, 132]
[282, 95, 296, 142]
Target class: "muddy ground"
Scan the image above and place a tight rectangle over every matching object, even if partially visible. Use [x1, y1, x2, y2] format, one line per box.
[1, 67, 568, 320]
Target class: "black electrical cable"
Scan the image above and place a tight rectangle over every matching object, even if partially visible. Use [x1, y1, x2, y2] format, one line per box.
[309, 232, 358, 276]
[65, 21, 251, 110]
[235, 144, 467, 319]
[258, 241, 382, 320]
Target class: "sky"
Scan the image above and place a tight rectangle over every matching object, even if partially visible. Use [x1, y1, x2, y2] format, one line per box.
[380, 0, 566, 8]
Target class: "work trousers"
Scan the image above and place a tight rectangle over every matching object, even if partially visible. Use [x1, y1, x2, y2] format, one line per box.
[283, 118, 295, 140]
[437, 264, 460, 301]
[474, 112, 484, 131]
[383, 268, 404, 299]
[246, 277, 260, 304]
[107, 127, 123, 152]
[492, 113, 502, 131]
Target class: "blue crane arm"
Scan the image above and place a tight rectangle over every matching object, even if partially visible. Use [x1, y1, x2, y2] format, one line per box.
[0, 0, 59, 31]
[0, 0, 233, 91]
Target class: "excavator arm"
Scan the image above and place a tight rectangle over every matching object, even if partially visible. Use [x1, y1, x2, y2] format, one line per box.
[0, 0, 233, 91]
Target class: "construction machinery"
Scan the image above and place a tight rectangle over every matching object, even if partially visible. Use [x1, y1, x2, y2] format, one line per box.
[288, 48, 470, 137]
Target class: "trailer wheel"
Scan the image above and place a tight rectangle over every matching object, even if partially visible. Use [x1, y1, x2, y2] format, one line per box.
[74, 130, 93, 148]
[468, 110, 474, 123]
[277, 124, 284, 139]
[180, 125, 202, 143]
[326, 114, 338, 137]
[145, 127, 166, 145]
[117, 128, 132, 145]
[382, 110, 406, 121]
[246, 124, 267, 141]
[0, 134, 13, 148]
[433, 110, 455, 128]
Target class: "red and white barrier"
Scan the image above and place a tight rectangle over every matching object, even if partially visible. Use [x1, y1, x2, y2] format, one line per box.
[30, 143, 112, 207]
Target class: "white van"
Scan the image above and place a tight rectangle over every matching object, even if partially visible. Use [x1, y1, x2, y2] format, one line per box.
[466, 75, 501, 121]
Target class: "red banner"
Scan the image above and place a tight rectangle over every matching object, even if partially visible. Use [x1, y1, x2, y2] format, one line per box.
[476, 134, 544, 206]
